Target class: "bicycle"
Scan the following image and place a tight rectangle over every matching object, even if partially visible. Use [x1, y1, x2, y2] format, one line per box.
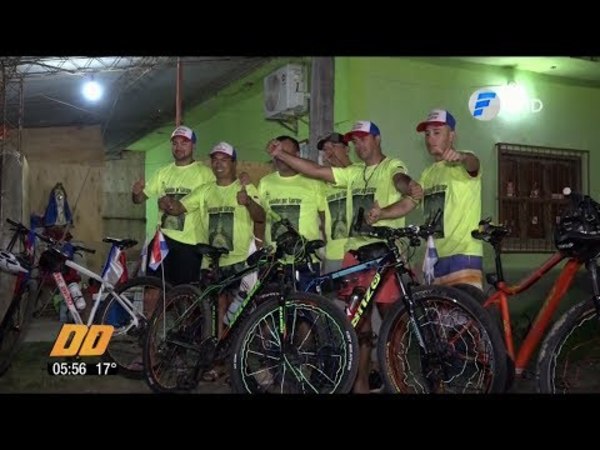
[294, 208, 508, 393]
[472, 188, 600, 392]
[0, 218, 171, 378]
[143, 221, 359, 394]
[0, 219, 38, 375]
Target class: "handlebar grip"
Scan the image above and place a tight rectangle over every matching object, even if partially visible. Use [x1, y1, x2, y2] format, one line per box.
[6, 218, 21, 227]
[352, 207, 385, 238]
[34, 231, 55, 245]
[471, 230, 483, 240]
[78, 246, 96, 254]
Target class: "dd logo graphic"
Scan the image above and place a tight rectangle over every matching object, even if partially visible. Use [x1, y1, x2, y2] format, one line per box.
[50, 324, 114, 357]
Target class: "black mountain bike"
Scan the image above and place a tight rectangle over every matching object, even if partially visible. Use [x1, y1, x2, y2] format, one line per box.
[289, 209, 508, 393]
[143, 221, 358, 394]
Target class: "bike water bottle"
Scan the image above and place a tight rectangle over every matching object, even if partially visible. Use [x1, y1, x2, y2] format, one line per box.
[224, 291, 245, 325]
[346, 287, 366, 318]
[68, 282, 86, 310]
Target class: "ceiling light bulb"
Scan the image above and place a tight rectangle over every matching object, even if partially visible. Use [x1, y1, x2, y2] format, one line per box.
[82, 80, 103, 101]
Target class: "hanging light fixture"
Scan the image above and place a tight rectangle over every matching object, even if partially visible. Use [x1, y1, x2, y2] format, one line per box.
[82, 75, 103, 102]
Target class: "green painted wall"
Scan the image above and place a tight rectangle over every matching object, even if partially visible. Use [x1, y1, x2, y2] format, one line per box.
[129, 57, 310, 236]
[334, 57, 600, 327]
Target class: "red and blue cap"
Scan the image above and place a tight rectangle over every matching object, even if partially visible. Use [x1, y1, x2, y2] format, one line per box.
[343, 120, 381, 143]
[170, 125, 197, 143]
[416, 109, 456, 132]
[210, 141, 237, 161]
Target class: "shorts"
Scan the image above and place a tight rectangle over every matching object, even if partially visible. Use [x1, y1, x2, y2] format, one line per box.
[146, 234, 202, 286]
[434, 254, 483, 289]
[339, 252, 400, 304]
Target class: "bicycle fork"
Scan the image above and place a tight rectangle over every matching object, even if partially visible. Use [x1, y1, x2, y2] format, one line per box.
[397, 275, 449, 391]
[587, 260, 600, 318]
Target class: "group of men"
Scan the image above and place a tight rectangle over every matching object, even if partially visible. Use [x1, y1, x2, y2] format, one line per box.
[131, 108, 483, 393]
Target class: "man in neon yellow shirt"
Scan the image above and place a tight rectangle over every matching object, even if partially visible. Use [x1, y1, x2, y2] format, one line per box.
[316, 132, 356, 274]
[268, 121, 423, 393]
[260, 135, 327, 290]
[132, 125, 215, 286]
[163, 141, 265, 339]
[416, 109, 483, 289]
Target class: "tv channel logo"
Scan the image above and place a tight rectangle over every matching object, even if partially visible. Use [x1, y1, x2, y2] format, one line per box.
[468, 88, 501, 121]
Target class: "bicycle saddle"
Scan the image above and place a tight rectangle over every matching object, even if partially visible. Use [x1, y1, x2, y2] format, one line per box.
[195, 243, 229, 258]
[305, 239, 325, 254]
[103, 237, 138, 249]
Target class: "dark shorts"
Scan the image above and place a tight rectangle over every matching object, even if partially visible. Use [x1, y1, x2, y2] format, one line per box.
[146, 234, 202, 286]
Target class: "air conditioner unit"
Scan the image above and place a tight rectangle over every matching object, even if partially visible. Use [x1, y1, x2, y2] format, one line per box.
[264, 64, 308, 119]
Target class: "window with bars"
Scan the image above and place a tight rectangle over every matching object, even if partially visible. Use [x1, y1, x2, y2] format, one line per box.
[497, 143, 589, 253]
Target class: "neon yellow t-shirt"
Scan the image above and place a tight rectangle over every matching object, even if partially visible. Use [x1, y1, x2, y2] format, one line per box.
[181, 180, 260, 267]
[144, 161, 215, 245]
[420, 155, 483, 258]
[258, 172, 326, 246]
[322, 163, 363, 260]
[332, 157, 409, 251]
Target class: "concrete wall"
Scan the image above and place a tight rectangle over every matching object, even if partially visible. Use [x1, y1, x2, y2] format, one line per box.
[22, 126, 105, 272]
[0, 143, 28, 318]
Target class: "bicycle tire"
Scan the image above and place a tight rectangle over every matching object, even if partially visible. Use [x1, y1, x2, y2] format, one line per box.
[377, 285, 507, 394]
[230, 292, 359, 394]
[537, 299, 600, 393]
[143, 284, 212, 393]
[0, 279, 37, 376]
[452, 283, 487, 304]
[96, 276, 172, 379]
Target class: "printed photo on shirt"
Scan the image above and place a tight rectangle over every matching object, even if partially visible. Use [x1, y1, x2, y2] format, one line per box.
[350, 192, 374, 236]
[161, 193, 186, 231]
[328, 197, 348, 240]
[424, 187, 446, 238]
[271, 204, 300, 240]
[208, 212, 234, 250]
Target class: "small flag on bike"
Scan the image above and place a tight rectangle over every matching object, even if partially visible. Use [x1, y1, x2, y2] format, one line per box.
[139, 235, 151, 276]
[149, 230, 169, 271]
[422, 235, 439, 285]
[102, 247, 128, 286]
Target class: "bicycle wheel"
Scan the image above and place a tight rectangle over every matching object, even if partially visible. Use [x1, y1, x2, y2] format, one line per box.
[537, 299, 600, 393]
[143, 284, 212, 393]
[378, 285, 507, 394]
[96, 276, 171, 378]
[230, 292, 358, 394]
[0, 278, 37, 376]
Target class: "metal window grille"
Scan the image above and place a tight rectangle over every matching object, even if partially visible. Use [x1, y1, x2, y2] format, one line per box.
[497, 143, 589, 253]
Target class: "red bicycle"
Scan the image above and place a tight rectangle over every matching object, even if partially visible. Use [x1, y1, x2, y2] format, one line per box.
[472, 188, 600, 392]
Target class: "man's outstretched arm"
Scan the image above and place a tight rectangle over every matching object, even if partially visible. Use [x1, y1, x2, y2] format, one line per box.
[267, 141, 335, 183]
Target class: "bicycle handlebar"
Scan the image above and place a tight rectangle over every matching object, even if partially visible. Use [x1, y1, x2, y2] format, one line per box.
[352, 207, 441, 243]
[6, 218, 29, 234]
[6, 218, 96, 254]
[471, 218, 510, 244]
[71, 244, 96, 254]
